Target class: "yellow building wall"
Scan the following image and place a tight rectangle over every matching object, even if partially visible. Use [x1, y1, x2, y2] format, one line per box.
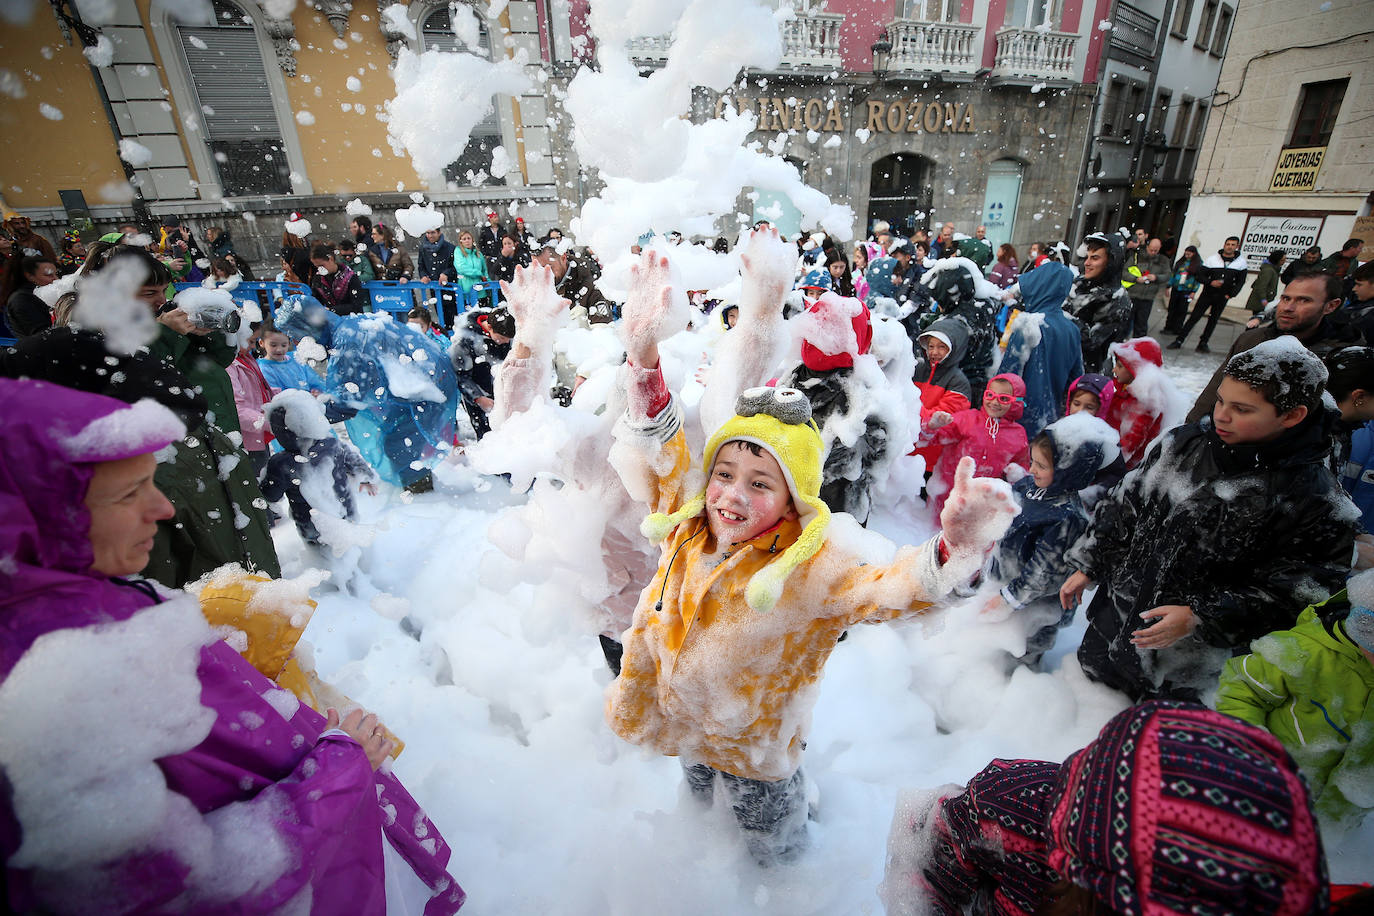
[277, 7, 421, 194]
[0, 10, 128, 209]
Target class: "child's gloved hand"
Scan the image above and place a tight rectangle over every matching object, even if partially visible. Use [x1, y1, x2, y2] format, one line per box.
[620, 250, 679, 368]
[501, 263, 569, 358]
[737, 227, 795, 324]
[939, 457, 1017, 561]
[927, 411, 953, 430]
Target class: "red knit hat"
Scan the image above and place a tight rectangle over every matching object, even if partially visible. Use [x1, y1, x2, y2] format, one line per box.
[800, 294, 872, 372]
[1046, 701, 1325, 916]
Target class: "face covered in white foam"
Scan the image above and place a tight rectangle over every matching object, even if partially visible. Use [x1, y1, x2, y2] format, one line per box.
[705, 441, 798, 547]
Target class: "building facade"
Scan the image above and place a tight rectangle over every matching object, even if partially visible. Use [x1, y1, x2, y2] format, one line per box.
[1176, 0, 1372, 285]
[1074, 0, 1230, 242]
[2, 0, 1124, 264]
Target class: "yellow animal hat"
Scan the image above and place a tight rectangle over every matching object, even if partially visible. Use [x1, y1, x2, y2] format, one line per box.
[641, 386, 830, 612]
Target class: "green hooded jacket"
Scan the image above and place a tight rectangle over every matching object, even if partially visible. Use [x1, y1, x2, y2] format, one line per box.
[1216, 594, 1374, 832]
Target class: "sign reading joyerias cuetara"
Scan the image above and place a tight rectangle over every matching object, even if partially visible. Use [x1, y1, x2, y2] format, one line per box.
[714, 96, 977, 135]
[1269, 146, 1326, 192]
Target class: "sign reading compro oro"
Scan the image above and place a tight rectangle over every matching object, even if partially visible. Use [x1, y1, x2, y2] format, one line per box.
[1269, 146, 1326, 191]
[1239, 214, 1325, 269]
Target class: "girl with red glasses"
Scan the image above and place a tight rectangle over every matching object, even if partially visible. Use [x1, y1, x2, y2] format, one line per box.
[916, 372, 1031, 517]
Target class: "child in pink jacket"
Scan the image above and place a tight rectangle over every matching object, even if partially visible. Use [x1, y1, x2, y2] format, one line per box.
[227, 335, 276, 478]
[920, 372, 1031, 516]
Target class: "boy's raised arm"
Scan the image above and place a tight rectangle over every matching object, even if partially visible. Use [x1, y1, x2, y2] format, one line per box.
[620, 250, 680, 421]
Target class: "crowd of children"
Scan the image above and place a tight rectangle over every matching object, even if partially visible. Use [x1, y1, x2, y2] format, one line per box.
[3, 212, 1373, 913]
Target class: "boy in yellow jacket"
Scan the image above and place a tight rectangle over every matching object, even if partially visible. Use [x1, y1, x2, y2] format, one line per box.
[603, 237, 1017, 865]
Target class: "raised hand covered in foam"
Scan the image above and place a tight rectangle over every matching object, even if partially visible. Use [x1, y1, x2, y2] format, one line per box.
[736, 227, 796, 324]
[939, 456, 1018, 562]
[501, 262, 570, 358]
[619, 249, 686, 368]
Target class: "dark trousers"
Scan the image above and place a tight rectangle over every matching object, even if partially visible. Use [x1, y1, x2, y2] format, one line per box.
[1163, 288, 1192, 333]
[681, 763, 809, 866]
[1128, 296, 1154, 338]
[460, 395, 492, 440]
[1176, 290, 1228, 346]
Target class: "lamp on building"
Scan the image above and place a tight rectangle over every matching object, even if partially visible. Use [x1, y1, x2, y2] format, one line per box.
[871, 29, 892, 82]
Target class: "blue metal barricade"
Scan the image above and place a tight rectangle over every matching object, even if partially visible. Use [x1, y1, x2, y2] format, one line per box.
[173, 281, 312, 320]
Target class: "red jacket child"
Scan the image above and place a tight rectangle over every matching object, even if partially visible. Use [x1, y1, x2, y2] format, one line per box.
[921, 372, 1031, 516]
[1104, 337, 1184, 470]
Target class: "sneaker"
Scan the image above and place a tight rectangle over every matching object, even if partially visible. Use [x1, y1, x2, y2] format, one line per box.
[1196, 343, 1211, 354]
[1166, 339, 1183, 350]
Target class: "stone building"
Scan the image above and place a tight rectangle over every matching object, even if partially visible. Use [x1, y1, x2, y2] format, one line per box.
[1176, 0, 1372, 290]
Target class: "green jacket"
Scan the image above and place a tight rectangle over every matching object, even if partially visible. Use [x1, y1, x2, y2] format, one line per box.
[1216, 597, 1374, 832]
[148, 323, 240, 434]
[956, 237, 993, 270]
[1245, 262, 1280, 314]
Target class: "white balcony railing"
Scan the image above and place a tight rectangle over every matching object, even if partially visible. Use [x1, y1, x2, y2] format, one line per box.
[887, 19, 980, 75]
[625, 11, 843, 69]
[991, 27, 1078, 81]
[780, 12, 843, 67]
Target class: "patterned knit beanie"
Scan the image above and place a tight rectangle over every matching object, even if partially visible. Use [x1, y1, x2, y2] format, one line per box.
[640, 387, 828, 613]
[1046, 701, 1325, 916]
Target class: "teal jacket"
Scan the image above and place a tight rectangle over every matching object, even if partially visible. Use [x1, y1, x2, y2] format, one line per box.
[1216, 596, 1374, 833]
[451, 245, 489, 292]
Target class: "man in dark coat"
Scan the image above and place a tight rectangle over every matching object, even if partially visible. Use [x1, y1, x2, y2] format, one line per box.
[477, 209, 506, 262]
[415, 228, 456, 284]
[449, 307, 514, 439]
[1185, 271, 1363, 422]
[1065, 231, 1132, 374]
[1062, 339, 1358, 702]
[534, 240, 613, 325]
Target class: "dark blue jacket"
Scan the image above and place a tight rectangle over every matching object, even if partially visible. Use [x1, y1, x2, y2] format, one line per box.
[990, 417, 1104, 608]
[1000, 262, 1083, 439]
[1339, 419, 1374, 533]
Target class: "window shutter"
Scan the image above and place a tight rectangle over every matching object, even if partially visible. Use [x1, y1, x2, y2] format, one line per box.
[178, 28, 281, 142]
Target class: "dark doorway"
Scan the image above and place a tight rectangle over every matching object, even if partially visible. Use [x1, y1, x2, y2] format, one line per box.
[867, 153, 933, 236]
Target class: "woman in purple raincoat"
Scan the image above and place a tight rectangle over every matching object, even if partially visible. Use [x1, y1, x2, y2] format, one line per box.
[0, 378, 465, 914]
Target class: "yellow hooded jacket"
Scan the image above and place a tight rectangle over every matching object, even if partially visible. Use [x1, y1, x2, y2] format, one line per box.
[605, 395, 959, 782]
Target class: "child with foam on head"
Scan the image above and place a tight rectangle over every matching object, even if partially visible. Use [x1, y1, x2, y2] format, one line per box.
[917, 371, 1031, 517]
[605, 238, 1018, 867]
[1060, 336, 1361, 703]
[1216, 569, 1374, 836]
[1102, 337, 1188, 470]
[984, 412, 1119, 666]
[259, 389, 377, 547]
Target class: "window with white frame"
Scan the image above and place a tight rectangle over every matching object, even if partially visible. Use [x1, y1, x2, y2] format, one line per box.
[174, 0, 290, 196]
[419, 2, 507, 186]
[1005, 0, 1059, 29]
[898, 0, 962, 23]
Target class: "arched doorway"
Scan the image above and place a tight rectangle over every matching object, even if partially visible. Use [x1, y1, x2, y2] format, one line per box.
[867, 153, 932, 236]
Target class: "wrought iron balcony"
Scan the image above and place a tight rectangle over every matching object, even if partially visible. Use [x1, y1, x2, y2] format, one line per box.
[886, 19, 980, 75]
[991, 27, 1078, 81]
[1108, 1, 1160, 62]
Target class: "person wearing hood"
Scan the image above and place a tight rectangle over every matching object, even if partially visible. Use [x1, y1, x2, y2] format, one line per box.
[1103, 337, 1185, 470]
[274, 294, 459, 490]
[999, 261, 1083, 439]
[1065, 231, 1132, 374]
[0, 378, 465, 914]
[780, 295, 887, 523]
[450, 306, 515, 440]
[417, 226, 457, 284]
[261, 389, 377, 545]
[2, 212, 56, 261]
[986, 413, 1116, 664]
[917, 372, 1031, 517]
[907, 259, 1000, 401]
[1060, 338, 1360, 703]
[1169, 235, 1249, 353]
[880, 700, 1327, 916]
[1064, 373, 1126, 501]
[911, 319, 972, 479]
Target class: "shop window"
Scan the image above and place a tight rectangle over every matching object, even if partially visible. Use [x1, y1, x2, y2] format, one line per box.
[1150, 89, 1171, 136]
[1169, 0, 1194, 38]
[419, 3, 507, 186]
[1288, 78, 1347, 147]
[1171, 96, 1194, 148]
[867, 153, 933, 235]
[175, 0, 290, 196]
[1209, 4, 1232, 55]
